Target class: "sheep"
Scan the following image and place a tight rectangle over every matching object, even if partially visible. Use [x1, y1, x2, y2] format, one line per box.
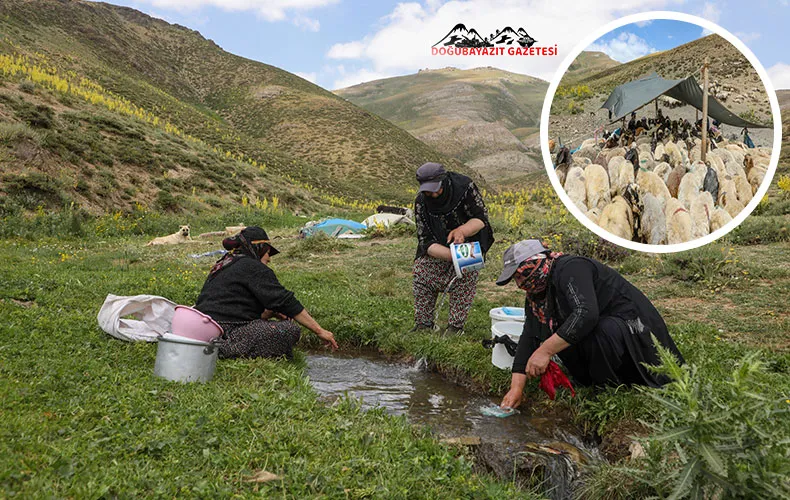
[690, 191, 714, 240]
[639, 192, 667, 245]
[636, 169, 671, 206]
[598, 196, 633, 241]
[710, 207, 733, 232]
[555, 164, 569, 187]
[580, 138, 598, 149]
[665, 198, 693, 244]
[721, 189, 745, 218]
[653, 162, 672, 184]
[585, 207, 601, 225]
[717, 174, 738, 207]
[564, 166, 588, 212]
[702, 166, 719, 204]
[548, 139, 556, 154]
[584, 163, 611, 211]
[595, 147, 626, 168]
[573, 156, 592, 168]
[637, 143, 653, 162]
[654, 143, 666, 161]
[575, 146, 599, 163]
[665, 141, 684, 167]
[734, 174, 753, 205]
[678, 162, 706, 209]
[747, 165, 767, 194]
[666, 163, 686, 198]
[608, 156, 635, 198]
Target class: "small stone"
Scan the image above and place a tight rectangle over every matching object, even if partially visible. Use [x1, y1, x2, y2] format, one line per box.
[629, 441, 646, 460]
[244, 470, 281, 483]
[441, 436, 482, 446]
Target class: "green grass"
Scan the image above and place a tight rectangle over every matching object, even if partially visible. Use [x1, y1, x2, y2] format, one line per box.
[1, 195, 789, 497]
[0, 233, 536, 498]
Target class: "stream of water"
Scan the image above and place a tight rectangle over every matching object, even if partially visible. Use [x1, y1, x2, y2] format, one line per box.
[306, 351, 603, 499]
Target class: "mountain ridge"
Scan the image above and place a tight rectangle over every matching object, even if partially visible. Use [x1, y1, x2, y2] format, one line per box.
[0, 0, 480, 213]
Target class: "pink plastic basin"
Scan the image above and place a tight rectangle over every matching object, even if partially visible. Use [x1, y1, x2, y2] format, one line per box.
[170, 305, 223, 343]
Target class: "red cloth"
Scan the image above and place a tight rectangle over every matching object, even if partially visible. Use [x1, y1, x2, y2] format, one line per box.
[539, 361, 575, 400]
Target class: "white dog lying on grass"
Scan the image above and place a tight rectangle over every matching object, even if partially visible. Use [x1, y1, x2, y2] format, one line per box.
[146, 225, 192, 246]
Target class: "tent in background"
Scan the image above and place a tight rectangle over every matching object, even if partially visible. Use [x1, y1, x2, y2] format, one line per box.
[601, 72, 769, 128]
[362, 213, 415, 228]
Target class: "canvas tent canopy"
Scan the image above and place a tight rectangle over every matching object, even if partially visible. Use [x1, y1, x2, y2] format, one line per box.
[601, 72, 769, 129]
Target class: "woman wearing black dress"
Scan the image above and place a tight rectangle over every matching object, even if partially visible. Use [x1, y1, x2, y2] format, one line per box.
[495, 240, 684, 408]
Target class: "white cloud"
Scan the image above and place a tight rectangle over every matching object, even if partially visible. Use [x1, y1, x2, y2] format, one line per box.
[588, 32, 657, 63]
[698, 1, 721, 36]
[700, 1, 721, 23]
[137, 0, 338, 23]
[327, 41, 367, 59]
[295, 71, 318, 83]
[734, 31, 761, 43]
[768, 62, 790, 90]
[293, 15, 320, 31]
[635, 20, 653, 27]
[324, 0, 684, 89]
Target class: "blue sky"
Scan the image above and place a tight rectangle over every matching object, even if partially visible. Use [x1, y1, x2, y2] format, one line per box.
[96, 1, 790, 89]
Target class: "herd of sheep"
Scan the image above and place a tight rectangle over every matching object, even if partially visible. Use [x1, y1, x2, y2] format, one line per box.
[551, 136, 771, 244]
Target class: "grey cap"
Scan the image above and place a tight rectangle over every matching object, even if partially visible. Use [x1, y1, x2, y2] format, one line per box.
[416, 162, 446, 193]
[495, 239, 548, 286]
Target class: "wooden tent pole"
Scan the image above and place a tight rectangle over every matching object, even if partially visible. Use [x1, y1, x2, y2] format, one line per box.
[701, 57, 710, 163]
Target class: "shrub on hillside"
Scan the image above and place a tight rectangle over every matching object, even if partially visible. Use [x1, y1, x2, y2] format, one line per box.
[621, 344, 790, 499]
[727, 216, 790, 245]
[658, 245, 741, 290]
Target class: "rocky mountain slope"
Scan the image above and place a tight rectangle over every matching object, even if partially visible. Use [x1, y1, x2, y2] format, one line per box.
[335, 67, 548, 186]
[549, 34, 774, 149]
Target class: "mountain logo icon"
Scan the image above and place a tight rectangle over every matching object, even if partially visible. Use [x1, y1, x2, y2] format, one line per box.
[433, 23, 537, 48]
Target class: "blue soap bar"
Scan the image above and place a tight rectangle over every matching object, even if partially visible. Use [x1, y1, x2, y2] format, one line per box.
[480, 403, 518, 418]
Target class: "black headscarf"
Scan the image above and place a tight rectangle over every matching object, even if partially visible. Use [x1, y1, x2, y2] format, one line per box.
[415, 172, 493, 258]
[208, 226, 276, 277]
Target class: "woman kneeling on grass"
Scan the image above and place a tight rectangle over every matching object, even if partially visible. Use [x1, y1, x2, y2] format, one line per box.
[195, 226, 338, 359]
[496, 240, 684, 409]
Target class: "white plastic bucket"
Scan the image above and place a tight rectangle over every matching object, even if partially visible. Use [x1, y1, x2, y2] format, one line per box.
[450, 241, 484, 278]
[489, 307, 525, 329]
[154, 333, 218, 383]
[490, 321, 523, 370]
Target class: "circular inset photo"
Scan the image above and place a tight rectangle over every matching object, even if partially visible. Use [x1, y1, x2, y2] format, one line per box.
[542, 12, 781, 252]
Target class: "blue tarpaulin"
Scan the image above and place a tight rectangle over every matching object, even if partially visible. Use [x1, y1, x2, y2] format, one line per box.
[300, 218, 366, 238]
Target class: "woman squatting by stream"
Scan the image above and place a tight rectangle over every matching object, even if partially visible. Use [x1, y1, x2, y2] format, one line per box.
[496, 240, 685, 409]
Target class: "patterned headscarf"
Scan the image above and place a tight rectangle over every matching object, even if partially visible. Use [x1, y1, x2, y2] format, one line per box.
[208, 227, 273, 278]
[514, 250, 563, 330]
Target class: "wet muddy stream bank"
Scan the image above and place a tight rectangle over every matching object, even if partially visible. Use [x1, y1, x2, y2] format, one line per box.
[306, 351, 605, 499]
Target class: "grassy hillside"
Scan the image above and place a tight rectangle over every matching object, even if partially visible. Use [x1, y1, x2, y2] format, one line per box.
[335, 67, 548, 185]
[553, 34, 771, 124]
[0, 0, 476, 214]
[561, 50, 620, 85]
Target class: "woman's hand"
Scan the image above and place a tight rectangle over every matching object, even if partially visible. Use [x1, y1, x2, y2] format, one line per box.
[501, 372, 527, 409]
[500, 386, 523, 409]
[446, 228, 466, 244]
[316, 328, 339, 350]
[526, 348, 552, 378]
[261, 309, 288, 321]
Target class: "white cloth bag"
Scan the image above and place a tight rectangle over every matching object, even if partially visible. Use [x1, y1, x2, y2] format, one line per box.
[97, 294, 178, 342]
